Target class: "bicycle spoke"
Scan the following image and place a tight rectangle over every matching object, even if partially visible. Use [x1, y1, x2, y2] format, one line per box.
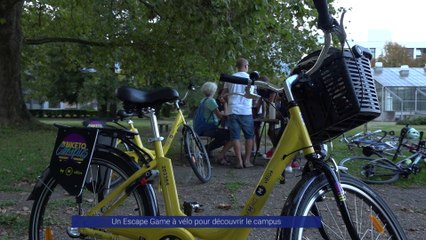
[278, 174, 406, 240]
[184, 127, 211, 183]
[29, 151, 156, 239]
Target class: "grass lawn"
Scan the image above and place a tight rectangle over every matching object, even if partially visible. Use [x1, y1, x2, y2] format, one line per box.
[1, 119, 425, 192]
[0, 118, 176, 191]
[1, 119, 425, 238]
[332, 121, 426, 187]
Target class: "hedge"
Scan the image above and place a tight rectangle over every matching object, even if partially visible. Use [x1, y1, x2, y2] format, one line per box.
[29, 109, 98, 118]
[396, 115, 426, 125]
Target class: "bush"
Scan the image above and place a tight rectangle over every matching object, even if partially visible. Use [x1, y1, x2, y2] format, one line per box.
[29, 109, 98, 118]
[160, 104, 175, 118]
[396, 116, 426, 125]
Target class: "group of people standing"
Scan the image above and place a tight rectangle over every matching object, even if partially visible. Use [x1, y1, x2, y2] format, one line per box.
[198, 58, 283, 169]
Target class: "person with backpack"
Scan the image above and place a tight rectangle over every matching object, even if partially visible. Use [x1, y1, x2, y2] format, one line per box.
[194, 82, 233, 166]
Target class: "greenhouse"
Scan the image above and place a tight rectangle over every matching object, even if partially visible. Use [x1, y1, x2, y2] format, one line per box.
[373, 64, 426, 121]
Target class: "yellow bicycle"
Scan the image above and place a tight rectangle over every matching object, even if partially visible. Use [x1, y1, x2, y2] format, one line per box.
[28, 1, 407, 239]
[83, 82, 212, 183]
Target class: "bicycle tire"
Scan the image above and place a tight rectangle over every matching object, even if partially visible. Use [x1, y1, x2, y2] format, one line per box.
[28, 148, 157, 240]
[339, 156, 400, 184]
[278, 173, 407, 240]
[183, 126, 212, 183]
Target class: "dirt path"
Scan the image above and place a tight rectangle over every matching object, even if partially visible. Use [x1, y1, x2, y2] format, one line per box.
[171, 160, 426, 240]
[1, 158, 425, 239]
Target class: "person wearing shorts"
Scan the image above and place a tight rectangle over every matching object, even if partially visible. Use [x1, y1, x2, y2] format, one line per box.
[221, 58, 256, 168]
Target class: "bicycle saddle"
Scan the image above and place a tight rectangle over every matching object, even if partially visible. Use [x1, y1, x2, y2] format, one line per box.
[116, 86, 180, 108]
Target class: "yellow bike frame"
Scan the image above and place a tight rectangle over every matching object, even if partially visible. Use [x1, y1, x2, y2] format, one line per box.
[124, 104, 187, 162]
[79, 102, 316, 240]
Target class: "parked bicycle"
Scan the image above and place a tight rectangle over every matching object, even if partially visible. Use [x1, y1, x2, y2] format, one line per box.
[339, 125, 424, 184]
[340, 125, 398, 157]
[84, 82, 212, 183]
[28, 1, 407, 239]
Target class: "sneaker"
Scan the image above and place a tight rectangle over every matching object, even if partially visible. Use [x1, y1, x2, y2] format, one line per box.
[285, 165, 293, 173]
[291, 161, 300, 169]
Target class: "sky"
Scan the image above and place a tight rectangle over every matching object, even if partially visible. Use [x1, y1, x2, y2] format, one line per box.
[335, 0, 426, 43]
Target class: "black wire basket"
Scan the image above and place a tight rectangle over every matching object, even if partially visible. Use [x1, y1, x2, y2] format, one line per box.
[292, 46, 381, 143]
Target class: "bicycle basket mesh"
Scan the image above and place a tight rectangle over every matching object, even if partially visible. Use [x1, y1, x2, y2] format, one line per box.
[292, 47, 381, 143]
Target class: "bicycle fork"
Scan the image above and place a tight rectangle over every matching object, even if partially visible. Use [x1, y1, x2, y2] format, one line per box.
[307, 154, 361, 240]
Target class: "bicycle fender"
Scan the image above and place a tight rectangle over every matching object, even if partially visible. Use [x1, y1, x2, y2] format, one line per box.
[96, 144, 159, 216]
[27, 167, 52, 201]
[27, 145, 141, 201]
[282, 171, 322, 215]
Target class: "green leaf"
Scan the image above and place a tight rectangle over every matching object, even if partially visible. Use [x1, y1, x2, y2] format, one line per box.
[20, 0, 338, 114]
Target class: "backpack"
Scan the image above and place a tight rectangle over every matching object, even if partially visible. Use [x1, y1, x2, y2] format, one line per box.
[193, 98, 217, 135]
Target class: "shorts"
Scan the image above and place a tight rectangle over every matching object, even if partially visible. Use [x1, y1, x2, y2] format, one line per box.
[227, 114, 254, 140]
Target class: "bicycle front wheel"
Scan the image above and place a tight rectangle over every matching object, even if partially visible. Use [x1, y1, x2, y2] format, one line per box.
[278, 173, 406, 240]
[29, 149, 157, 240]
[183, 126, 212, 183]
[339, 156, 400, 184]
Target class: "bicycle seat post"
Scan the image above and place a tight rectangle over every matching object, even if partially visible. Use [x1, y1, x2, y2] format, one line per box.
[145, 108, 165, 157]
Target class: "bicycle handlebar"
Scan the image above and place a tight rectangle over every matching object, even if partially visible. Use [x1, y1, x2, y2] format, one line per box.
[165, 82, 195, 106]
[219, 73, 284, 100]
[219, 0, 338, 99]
[313, 0, 335, 31]
[219, 74, 249, 85]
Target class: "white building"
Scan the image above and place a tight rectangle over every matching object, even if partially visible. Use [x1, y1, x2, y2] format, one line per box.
[348, 29, 426, 60]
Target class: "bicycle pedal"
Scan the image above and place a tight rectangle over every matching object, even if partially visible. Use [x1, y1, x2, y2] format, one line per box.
[183, 201, 204, 216]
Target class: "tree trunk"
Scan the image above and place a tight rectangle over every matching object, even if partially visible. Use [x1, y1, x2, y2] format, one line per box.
[0, 1, 35, 127]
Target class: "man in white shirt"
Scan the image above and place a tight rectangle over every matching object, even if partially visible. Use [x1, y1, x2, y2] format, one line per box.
[221, 58, 256, 168]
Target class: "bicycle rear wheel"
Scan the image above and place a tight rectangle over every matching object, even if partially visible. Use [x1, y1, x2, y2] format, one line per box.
[183, 126, 212, 183]
[339, 156, 400, 184]
[278, 173, 407, 240]
[28, 148, 157, 240]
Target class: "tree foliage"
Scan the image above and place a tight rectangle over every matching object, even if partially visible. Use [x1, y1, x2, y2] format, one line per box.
[377, 42, 426, 67]
[1, 0, 340, 125]
[377, 42, 412, 67]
